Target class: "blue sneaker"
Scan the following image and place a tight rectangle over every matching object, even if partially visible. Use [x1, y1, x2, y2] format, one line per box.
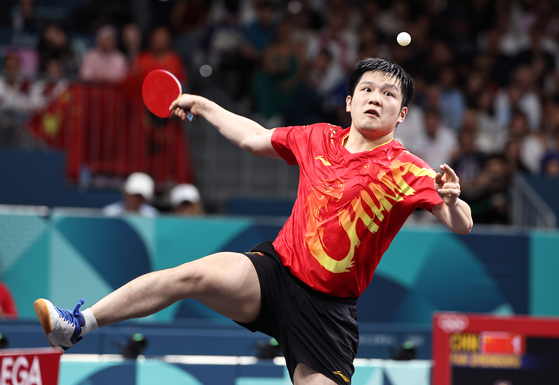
[34, 298, 85, 351]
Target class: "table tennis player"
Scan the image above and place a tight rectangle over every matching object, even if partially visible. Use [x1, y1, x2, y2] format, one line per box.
[35, 57, 472, 385]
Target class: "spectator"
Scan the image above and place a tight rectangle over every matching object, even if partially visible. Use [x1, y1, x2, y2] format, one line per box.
[464, 71, 487, 108]
[475, 26, 514, 87]
[494, 8, 530, 57]
[541, 152, 559, 178]
[170, 184, 204, 216]
[394, 101, 425, 153]
[251, 19, 306, 125]
[11, 0, 41, 37]
[103, 172, 158, 217]
[496, 111, 545, 174]
[0, 53, 33, 145]
[494, 66, 542, 131]
[0, 53, 32, 113]
[170, 0, 210, 72]
[132, 26, 186, 84]
[450, 129, 486, 203]
[28, 58, 69, 111]
[79, 25, 128, 83]
[201, 7, 249, 99]
[414, 109, 457, 170]
[242, 0, 279, 66]
[120, 23, 143, 68]
[294, 0, 325, 32]
[437, 66, 467, 131]
[37, 24, 79, 76]
[503, 138, 530, 175]
[355, 24, 381, 61]
[358, 0, 381, 32]
[418, 40, 454, 84]
[516, 25, 556, 96]
[470, 155, 510, 225]
[461, 108, 494, 155]
[308, 10, 357, 96]
[445, 15, 477, 65]
[541, 97, 559, 149]
[475, 89, 501, 151]
[307, 48, 332, 96]
[374, 0, 409, 38]
[290, 0, 323, 53]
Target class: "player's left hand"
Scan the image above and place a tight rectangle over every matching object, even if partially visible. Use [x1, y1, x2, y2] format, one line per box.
[434, 164, 461, 205]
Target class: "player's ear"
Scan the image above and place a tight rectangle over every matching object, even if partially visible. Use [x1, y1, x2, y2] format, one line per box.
[397, 106, 408, 124]
[346, 95, 352, 113]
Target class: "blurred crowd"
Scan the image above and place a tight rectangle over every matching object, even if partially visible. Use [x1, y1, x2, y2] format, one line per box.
[1, 0, 559, 224]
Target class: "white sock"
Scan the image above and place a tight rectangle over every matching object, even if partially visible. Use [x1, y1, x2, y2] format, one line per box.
[80, 308, 99, 336]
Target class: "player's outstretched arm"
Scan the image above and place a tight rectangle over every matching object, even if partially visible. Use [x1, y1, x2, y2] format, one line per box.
[431, 164, 473, 234]
[170, 94, 281, 159]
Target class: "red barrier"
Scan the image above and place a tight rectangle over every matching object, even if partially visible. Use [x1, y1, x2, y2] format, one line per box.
[0, 348, 63, 385]
[26, 81, 193, 187]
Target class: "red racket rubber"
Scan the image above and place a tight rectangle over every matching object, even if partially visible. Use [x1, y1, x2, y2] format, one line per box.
[142, 69, 196, 122]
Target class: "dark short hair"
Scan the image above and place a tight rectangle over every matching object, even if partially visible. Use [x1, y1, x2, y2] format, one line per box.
[348, 58, 414, 109]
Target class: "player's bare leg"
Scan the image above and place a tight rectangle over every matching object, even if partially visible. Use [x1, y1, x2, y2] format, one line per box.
[35, 252, 261, 349]
[293, 364, 338, 385]
[91, 252, 261, 326]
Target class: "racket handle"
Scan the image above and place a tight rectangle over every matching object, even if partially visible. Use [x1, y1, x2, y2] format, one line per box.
[186, 111, 197, 122]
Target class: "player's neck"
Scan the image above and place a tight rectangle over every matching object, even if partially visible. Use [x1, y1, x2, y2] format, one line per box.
[343, 129, 394, 154]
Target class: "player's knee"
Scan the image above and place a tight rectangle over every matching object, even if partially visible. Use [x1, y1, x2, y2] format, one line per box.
[169, 261, 207, 296]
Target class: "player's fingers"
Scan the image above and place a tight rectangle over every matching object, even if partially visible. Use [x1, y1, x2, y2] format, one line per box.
[169, 98, 180, 111]
[437, 188, 460, 196]
[442, 164, 459, 182]
[172, 107, 184, 119]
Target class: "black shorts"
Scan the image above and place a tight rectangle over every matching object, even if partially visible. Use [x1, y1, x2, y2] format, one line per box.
[236, 241, 359, 385]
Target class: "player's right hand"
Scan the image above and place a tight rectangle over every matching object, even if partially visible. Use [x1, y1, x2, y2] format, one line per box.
[170, 94, 199, 120]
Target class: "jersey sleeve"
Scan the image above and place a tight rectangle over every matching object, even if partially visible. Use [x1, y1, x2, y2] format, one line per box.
[271, 125, 309, 166]
[416, 180, 444, 211]
[406, 155, 444, 211]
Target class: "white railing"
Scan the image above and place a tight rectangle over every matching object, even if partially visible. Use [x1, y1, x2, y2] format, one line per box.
[510, 174, 557, 228]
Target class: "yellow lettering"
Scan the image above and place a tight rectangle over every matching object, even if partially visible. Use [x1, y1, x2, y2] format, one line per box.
[450, 334, 479, 352]
[450, 353, 469, 366]
[305, 160, 436, 274]
[467, 354, 522, 369]
[453, 353, 522, 369]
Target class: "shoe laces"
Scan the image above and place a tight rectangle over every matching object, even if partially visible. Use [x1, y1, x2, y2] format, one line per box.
[56, 299, 85, 327]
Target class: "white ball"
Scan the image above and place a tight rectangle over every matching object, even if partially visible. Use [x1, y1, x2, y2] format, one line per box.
[397, 32, 411, 46]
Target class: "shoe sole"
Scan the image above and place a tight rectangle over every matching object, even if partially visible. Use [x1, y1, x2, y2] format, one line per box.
[34, 299, 55, 348]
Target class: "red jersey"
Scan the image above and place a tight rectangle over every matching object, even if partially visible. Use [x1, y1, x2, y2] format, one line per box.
[271, 123, 443, 298]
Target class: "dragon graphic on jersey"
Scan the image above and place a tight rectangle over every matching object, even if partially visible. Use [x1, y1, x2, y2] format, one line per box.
[305, 159, 436, 273]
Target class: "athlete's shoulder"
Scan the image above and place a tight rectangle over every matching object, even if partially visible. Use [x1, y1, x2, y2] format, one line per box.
[390, 140, 436, 171]
[277, 123, 346, 143]
[280, 122, 343, 132]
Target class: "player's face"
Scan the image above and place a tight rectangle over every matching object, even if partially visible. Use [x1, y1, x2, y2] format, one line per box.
[346, 71, 407, 139]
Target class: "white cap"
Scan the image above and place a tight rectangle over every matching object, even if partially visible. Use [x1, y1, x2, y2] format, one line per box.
[124, 172, 154, 201]
[170, 184, 201, 207]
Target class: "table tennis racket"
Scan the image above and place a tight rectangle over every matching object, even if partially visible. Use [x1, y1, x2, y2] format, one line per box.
[142, 69, 196, 122]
